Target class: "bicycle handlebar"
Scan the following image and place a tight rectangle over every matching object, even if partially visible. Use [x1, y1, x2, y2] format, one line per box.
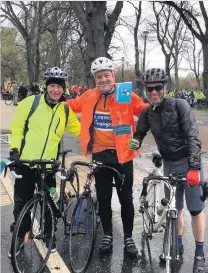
[141, 172, 206, 202]
[7, 159, 66, 180]
[69, 160, 125, 181]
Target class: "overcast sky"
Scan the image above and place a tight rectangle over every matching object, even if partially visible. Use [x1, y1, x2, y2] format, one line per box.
[108, 1, 206, 77]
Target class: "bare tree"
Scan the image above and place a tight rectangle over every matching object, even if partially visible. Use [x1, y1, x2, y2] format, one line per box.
[163, 1, 208, 99]
[127, 2, 142, 78]
[151, 2, 184, 90]
[183, 33, 203, 89]
[71, 1, 123, 87]
[1, 1, 49, 84]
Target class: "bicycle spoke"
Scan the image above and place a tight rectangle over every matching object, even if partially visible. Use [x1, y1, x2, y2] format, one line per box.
[11, 196, 55, 273]
[69, 196, 96, 273]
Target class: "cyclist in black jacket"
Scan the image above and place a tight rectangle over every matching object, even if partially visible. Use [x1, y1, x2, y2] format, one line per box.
[129, 68, 205, 273]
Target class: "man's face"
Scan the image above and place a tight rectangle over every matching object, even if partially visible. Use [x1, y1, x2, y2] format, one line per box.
[47, 83, 63, 101]
[94, 70, 115, 93]
[145, 82, 165, 105]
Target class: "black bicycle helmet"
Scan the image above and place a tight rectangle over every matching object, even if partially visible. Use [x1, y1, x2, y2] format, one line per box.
[142, 68, 167, 84]
[44, 67, 68, 80]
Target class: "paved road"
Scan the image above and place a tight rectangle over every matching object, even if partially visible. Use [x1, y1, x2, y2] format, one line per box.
[1, 185, 208, 273]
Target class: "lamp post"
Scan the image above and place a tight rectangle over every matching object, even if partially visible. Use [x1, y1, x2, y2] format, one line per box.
[121, 57, 125, 82]
[142, 30, 149, 73]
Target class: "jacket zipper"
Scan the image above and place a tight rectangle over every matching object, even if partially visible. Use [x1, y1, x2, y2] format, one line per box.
[104, 95, 107, 109]
[39, 104, 61, 160]
[55, 119, 60, 134]
[86, 94, 102, 152]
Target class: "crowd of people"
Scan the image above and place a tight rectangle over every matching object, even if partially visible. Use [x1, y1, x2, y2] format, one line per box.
[1, 80, 88, 105]
[5, 59, 207, 273]
[167, 89, 206, 107]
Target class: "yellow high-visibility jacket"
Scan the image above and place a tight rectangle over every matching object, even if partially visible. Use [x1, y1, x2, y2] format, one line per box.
[9, 95, 80, 160]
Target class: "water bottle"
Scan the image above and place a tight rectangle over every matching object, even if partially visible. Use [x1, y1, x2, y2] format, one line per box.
[157, 198, 169, 216]
[49, 187, 59, 204]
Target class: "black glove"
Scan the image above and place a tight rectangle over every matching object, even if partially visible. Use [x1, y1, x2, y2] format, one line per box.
[9, 148, 20, 165]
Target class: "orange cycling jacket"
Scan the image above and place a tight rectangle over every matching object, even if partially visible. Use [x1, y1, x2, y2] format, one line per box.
[66, 87, 148, 163]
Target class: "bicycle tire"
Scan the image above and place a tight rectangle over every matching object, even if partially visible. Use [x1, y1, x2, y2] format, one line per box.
[4, 94, 13, 105]
[11, 195, 55, 273]
[164, 215, 177, 273]
[170, 218, 177, 272]
[142, 182, 156, 236]
[69, 195, 96, 273]
[165, 216, 171, 273]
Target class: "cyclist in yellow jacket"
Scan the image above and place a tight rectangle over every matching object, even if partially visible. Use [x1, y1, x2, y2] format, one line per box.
[8, 67, 80, 257]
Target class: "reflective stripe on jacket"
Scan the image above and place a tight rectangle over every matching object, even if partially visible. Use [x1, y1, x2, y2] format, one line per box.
[66, 87, 148, 163]
[9, 95, 80, 160]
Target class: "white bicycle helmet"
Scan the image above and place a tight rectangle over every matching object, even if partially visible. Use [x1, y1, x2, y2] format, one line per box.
[91, 57, 115, 75]
[44, 67, 68, 80]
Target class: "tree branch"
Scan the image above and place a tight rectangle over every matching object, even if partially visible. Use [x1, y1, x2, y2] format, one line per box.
[104, 1, 123, 52]
[162, 1, 204, 42]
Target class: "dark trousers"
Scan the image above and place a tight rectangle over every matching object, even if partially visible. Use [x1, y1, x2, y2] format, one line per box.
[92, 150, 134, 238]
[11, 165, 56, 237]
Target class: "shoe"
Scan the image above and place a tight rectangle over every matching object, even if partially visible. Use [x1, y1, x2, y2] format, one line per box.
[193, 256, 205, 273]
[46, 235, 56, 253]
[8, 237, 24, 258]
[124, 237, 140, 258]
[99, 235, 113, 254]
[179, 244, 184, 256]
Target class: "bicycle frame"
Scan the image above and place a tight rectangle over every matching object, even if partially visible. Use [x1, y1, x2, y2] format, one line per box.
[140, 176, 178, 233]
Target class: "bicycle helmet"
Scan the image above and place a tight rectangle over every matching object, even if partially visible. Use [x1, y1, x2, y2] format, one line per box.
[142, 68, 167, 84]
[91, 57, 115, 75]
[44, 67, 68, 80]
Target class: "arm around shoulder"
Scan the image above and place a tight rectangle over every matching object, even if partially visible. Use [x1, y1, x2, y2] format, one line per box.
[66, 96, 82, 114]
[132, 92, 149, 118]
[66, 108, 81, 137]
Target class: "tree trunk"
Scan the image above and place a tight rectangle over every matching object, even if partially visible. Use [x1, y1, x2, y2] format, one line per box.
[174, 57, 179, 90]
[71, 2, 123, 88]
[196, 75, 200, 89]
[26, 38, 35, 85]
[202, 42, 208, 100]
[165, 55, 171, 90]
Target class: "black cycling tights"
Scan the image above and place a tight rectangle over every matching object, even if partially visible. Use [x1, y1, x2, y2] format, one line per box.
[94, 160, 134, 238]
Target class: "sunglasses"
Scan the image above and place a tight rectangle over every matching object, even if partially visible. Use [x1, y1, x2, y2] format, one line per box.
[146, 85, 164, 93]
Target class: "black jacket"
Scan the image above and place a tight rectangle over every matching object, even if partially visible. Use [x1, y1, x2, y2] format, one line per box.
[134, 97, 201, 170]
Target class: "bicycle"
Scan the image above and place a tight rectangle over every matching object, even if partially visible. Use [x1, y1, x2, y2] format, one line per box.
[68, 160, 125, 273]
[139, 154, 206, 273]
[9, 152, 80, 273]
[3, 91, 14, 105]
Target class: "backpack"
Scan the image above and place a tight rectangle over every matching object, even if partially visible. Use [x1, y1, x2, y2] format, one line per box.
[26, 95, 69, 127]
[19, 95, 69, 155]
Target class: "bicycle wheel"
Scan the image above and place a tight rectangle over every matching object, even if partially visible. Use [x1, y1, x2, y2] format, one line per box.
[164, 216, 177, 273]
[11, 195, 55, 273]
[142, 182, 156, 236]
[69, 196, 96, 273]
[170, 218, 177, 272]
[4, 93, 13, 105]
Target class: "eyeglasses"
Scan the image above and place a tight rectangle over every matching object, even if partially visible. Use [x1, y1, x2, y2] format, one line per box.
[146, 85, 164, 93]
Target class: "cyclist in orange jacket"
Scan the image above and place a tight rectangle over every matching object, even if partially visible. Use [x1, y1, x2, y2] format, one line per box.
[66, 57, 148, 258]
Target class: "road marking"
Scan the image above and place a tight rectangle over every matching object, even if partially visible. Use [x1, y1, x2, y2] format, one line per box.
[0, 171, 71, 273]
